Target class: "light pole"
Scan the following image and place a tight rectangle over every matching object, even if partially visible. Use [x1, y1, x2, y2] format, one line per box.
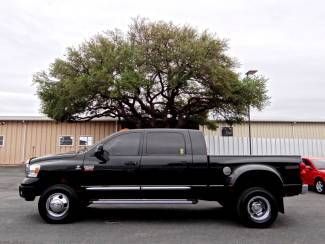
[245, 70, 257, 155]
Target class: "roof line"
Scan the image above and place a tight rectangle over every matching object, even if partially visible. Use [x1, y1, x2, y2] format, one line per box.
[0, 116, 117, 121]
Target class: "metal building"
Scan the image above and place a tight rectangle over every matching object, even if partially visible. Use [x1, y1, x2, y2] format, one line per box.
[201, 120, 325, 157]
[1, 117, 325, 165]
[201, 120, 325, 139]
[0, 116, 119, 165]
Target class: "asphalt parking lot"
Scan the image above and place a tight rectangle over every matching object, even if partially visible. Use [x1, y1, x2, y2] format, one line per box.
[1, 167, 325, 244]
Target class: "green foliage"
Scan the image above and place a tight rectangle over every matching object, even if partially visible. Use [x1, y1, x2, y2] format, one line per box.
[34, 18, 269, 128]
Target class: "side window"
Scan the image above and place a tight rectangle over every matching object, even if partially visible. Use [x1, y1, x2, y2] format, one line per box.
[221, 127, 233, 137]
[104, 133, 141, 156]
[59, 136, 74, 146]
[79, 136, 94, 146]
[0, 135, 4, 147]
[146, 132, 186, 155]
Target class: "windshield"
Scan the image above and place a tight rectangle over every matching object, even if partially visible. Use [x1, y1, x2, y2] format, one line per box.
[312, 159, 325, 170]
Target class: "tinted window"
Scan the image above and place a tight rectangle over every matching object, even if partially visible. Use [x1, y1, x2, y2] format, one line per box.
[104, 133, 141, 156]
[146, 132, 186, 155]
[189, 130, 206, 155]
[0, 136, 3, 146]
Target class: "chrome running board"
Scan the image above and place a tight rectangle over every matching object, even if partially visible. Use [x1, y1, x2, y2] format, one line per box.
[91, 199, 198, 204]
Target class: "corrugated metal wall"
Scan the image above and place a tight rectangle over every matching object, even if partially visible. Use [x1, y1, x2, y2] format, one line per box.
[0, 120, 118, 165]
[201, 121, 325, 139]
[205, 136, 325, 157]
[202, 121, 325, 157]
[1, 120, 325, 164]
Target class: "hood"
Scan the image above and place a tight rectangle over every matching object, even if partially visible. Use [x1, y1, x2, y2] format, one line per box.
[29, 151, 78, 164]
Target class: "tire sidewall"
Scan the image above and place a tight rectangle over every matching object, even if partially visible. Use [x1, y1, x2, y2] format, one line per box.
[38, 184, 78, 224]
[236, 187, 278, 228]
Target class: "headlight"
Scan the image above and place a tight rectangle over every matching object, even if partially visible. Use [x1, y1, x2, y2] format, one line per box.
[26, 164, 41, 178]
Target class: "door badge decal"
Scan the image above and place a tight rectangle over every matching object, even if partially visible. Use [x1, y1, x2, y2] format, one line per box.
[84, 165, 95, 172]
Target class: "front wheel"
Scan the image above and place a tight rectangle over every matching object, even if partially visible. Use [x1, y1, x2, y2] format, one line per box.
[236, 187, 278, 228]
[315, 179, 325, 194]
[38, 185, 79, 224]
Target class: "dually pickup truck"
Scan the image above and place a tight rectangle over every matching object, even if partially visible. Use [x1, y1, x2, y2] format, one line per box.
[19, 129, 307, 227]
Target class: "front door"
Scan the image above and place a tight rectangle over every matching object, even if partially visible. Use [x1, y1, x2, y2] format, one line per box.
[82, 131, 143, 199]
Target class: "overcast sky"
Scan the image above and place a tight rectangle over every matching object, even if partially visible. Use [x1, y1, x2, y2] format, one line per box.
[0, 0, 324, 121]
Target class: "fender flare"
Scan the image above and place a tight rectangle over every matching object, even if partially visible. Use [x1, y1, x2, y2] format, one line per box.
[228, 164, 284, 187]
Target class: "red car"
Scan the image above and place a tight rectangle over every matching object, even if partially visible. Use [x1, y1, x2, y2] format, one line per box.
[301, 157, 325, 193]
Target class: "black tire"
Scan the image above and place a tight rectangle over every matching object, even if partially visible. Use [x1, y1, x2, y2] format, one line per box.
[38, 184, 79, 224]
[236, 187, 278, 228]
[314, 179, 325, 194]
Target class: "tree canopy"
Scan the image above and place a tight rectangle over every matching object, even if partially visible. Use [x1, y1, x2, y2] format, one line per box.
[34, 18, 269, 129]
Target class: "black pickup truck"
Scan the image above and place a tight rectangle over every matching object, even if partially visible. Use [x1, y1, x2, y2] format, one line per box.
[19, 129, 307, 227]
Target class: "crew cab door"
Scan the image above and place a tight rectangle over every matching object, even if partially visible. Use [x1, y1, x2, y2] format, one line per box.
[82, 131, 143, 198]
[139, 130, 192, 198]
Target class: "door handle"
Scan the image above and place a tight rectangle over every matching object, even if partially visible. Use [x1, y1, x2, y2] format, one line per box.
[125, 161, 137, 166]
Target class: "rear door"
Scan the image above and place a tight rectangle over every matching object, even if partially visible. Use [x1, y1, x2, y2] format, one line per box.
[139, 130, 193, 198]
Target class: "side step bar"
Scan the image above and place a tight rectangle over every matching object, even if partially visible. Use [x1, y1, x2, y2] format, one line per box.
[91, 199, 198, 204]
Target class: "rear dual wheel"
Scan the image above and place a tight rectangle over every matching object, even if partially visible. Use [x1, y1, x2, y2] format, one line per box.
[236, 187, 278, 228]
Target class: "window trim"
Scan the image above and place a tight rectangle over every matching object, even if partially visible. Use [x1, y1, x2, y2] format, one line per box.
[79, 135, 94, 146]
[58, 135, 74, 147]
[0, 135, 4, 147]
[145, 132, 187, 156]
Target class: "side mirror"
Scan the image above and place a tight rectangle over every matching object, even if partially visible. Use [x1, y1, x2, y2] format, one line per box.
[94, 144, 108, 163]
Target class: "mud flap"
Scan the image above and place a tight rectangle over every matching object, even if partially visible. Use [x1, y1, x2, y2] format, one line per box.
[278, 197, 284, 213]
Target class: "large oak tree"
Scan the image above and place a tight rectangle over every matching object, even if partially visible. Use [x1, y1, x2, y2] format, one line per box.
[34, 18, 269, 129]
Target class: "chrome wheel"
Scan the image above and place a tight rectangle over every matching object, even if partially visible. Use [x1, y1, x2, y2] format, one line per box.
[247, 196, 271, 223]
[315, 180, 324, 193]
[45, 193, 70, 218]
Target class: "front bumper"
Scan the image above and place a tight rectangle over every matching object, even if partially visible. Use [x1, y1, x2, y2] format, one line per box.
[19, 185, 36, 201]
[19, 177, 40, 201]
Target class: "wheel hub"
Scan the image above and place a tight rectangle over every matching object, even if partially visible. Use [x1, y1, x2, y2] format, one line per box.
[251, 202, 263, 215]
[247, 196, 271, 222]
[316, 181, 323, 192]
[46, 193, 69, 218]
